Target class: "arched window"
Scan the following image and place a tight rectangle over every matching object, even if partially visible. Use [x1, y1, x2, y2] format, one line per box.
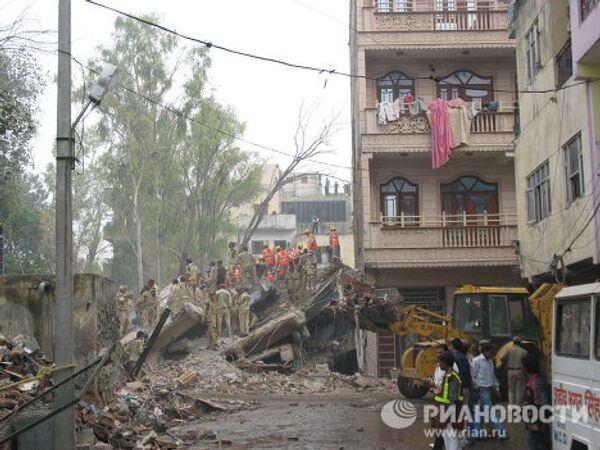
[437, 70, 493, 103]
[380, 177, 419, 226]
[441, 176, 498, 223]
[377, 71, 415, 103]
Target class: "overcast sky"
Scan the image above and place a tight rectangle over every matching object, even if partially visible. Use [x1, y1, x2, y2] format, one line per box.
[9, 0, 352, 181]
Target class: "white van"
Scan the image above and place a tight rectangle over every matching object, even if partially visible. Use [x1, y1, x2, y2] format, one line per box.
[552, 282, 600, 450]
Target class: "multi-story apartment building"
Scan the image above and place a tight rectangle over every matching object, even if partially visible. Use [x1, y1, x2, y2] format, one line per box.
[511, 0, 600, 285]
[350, 0, 522, 376]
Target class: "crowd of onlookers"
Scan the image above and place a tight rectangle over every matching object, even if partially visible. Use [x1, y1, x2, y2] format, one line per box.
[428, 336, 550, 450]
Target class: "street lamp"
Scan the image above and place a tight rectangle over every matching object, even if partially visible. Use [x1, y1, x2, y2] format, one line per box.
[72, 63, 118, 133]
[53, 57, 117, 449]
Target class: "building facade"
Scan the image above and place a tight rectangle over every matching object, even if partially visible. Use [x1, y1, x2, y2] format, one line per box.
[511, 0, 600, 284]
[280, 172, 355, 266]
[350, 0, 522, 376]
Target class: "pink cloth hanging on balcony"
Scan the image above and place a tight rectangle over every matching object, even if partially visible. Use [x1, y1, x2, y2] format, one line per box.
[428, 99, 455, 170]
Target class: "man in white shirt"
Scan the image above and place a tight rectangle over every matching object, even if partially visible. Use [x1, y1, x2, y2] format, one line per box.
[470, 343, 507, 440]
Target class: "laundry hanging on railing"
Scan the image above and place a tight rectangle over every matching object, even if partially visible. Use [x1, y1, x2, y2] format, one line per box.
[428, 99, 455, 170]
[428, 98, 479, 170]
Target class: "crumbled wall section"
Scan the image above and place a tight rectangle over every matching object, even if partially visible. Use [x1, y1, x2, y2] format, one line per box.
[0, 274, 116, 363]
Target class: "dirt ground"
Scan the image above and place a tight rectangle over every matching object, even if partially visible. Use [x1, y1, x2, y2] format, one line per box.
[174, 392, 527, 450]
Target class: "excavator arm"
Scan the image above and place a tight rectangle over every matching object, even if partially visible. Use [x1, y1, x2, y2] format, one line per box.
[389, 305, 471, 342]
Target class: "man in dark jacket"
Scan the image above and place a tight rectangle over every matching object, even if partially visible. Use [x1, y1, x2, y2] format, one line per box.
[216, 260, 226, 287]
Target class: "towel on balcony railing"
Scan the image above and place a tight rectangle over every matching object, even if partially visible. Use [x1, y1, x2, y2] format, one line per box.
[427, 98, 477, 169]
[377, 100, 399, 125]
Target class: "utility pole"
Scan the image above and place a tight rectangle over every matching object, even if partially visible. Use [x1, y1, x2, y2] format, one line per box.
[54, 0, 74, 447]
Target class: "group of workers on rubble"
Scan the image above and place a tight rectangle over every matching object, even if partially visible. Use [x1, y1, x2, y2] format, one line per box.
[114, 226, 342, 353]
[427, 337, 550, 450]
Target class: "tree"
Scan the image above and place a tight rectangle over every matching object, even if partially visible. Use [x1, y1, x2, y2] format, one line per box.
[0, 13, 49, 274]
[240, 107, 338, 248]
[88, 16, 263, 289]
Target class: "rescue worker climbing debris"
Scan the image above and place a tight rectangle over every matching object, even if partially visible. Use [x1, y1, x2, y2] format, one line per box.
[115, 285, 132, 337]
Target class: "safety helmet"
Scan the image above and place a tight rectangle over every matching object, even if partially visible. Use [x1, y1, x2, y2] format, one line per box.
[304, 228, 311, 234]
[263, 241, 269, 248]
[275, 245, 281, 251]
[297, 242, 304, 248]
[119, 285, 127, 291]
[330, 226, 336, 231]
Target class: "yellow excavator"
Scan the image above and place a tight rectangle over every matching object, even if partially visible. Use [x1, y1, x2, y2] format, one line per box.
[393, 283, 562, 398]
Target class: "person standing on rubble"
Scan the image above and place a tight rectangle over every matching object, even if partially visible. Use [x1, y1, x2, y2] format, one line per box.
[305, 249, 317, 293]
[237, 245, 256, 288]
[205, 292, 220, 350]
[237, 287, 251, 336]
[216, 260, 227, 287]
[207, 261, 217, 295]
[185, 258, 201, 303]
[115, 285, 133, 337]
[124, 330, 147, 375]
[329, 226, 341, 258]
[169, 278, 184, 316]
[146, 279, 161, 327]
[275, 245, 289, 283]
[304, 228, 318, 253]
[228, 241, 238, 270]
[216, 284, 233, 337]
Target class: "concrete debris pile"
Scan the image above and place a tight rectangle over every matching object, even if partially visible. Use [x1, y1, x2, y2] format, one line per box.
[0, 333, 56, 419]
[78, 377, 255, 449]
[324, 269, 404, 331]
[154, 338, 395, 396]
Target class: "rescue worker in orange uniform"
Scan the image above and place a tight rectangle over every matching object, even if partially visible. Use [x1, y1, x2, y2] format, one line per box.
[262, 242, 275, 267]
[275, 245, 290, 280]
[329, 226, 340, 258]
[289, 242, 302, 269]
[304, 228, 318, 252]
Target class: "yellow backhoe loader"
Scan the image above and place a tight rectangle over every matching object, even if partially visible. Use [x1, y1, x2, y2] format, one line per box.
[393, 283, 562, 398]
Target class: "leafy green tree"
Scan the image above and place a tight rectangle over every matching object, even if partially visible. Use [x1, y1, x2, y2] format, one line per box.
[89, 16, 263, 289]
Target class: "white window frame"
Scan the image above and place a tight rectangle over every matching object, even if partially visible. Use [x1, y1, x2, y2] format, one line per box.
[526, 161, 551, 224]
[563, 133, 585, 205]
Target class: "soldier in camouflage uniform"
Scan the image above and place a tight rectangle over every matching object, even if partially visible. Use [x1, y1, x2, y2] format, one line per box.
[139, 279, 160, 328]
[216, 285, 233, 337]
[228, 242, 238, 270]
[207, 261, 218, 295]
[205, 292, 220, 350]
[237, 287, 252, 336]
[115, 285, 133, 338]
[169, 278, 184, 316]
[124, 330, 147, 375]
[185, 258, 201, 303]
[236, 246, 256, 289]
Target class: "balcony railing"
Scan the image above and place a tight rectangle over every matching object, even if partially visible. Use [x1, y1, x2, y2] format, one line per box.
[381, 212, 517, 248]
[471, 111, 515, 133]
[373, 0, 510, 31]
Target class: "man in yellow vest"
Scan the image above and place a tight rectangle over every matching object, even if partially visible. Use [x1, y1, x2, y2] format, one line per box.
[431, 352, 464, 450]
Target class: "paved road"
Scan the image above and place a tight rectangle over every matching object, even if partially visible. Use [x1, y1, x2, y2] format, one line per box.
[180, 392, 527, 450]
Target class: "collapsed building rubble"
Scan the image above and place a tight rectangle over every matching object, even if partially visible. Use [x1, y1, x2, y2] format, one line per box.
[1, 264, 401, 449]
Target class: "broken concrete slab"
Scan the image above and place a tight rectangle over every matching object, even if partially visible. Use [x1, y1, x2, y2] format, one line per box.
[222, 310, 306, 361]
[147, 303, 203, 362]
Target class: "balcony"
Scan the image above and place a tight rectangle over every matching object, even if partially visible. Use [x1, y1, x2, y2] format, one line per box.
[359, 0, 514, 50]
[364, 212, 518, 268]
[363, 108, 516, 153]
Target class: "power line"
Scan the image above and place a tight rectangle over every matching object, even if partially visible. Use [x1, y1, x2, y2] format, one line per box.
[559, 198, 600, 259]
[84, 0, 598, 95]
[62, 50, 351, 170]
